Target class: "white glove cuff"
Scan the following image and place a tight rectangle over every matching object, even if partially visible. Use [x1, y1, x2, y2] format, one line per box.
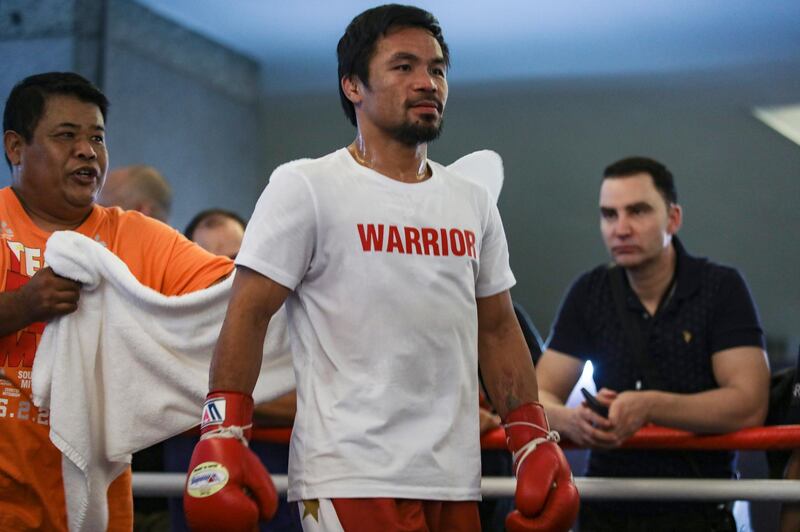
[199, 424, 252, 447]
[505, 421, 561, 476]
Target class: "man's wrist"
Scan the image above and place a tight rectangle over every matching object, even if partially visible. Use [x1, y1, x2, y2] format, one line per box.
[637, 389, 660, 424]
[1, 289, 31, 333]
[201, 391, 255, 437]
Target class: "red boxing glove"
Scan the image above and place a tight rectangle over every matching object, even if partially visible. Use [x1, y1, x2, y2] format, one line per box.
[504, 402, 580, 532]
[184, 391, 278, 532]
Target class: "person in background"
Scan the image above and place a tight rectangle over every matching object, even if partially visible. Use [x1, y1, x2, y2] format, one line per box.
[184, 208, 247, 260]
[98, 164, 172, 223]
[0, 71, 231, 532]
[536, 156, 770, 532]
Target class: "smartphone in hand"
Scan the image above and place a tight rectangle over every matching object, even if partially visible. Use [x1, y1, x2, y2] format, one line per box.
[580, 387, 609, 418]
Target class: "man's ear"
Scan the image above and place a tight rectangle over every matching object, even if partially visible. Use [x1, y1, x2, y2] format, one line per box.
[4, 131, 24, 167]
[137, 202, 155, 217]
[341, 75, 363, 104]
[667, 203, 683, 235]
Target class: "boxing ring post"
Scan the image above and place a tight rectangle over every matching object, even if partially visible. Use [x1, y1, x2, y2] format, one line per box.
[132, 425, 800, 501]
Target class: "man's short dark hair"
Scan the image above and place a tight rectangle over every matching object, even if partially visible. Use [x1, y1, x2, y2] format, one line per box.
[603, 156, 678, 205]
[337, 4, 450, 127]
[3, 72, 109, 168]
[184, 209, 247, 241]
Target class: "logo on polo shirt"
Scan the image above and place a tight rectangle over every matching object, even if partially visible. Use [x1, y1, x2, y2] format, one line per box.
[682, 330, 692, 344]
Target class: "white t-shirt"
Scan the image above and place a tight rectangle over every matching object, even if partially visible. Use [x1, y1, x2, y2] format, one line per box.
[237, 148, 515, 501]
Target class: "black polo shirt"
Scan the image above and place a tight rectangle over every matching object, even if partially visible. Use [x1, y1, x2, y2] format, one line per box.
[548, 237, 764, 511]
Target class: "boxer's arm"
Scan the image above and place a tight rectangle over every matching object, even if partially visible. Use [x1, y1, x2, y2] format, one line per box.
[608, 345, 769, 439]
[209, 265, 290, 394]
[186, 264, 284, 528]
[476, 289, 538, 419]
[478, 291, 580, 530]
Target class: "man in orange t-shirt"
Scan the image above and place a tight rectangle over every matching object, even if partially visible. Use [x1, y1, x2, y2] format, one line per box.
[0, 72, 233, 531]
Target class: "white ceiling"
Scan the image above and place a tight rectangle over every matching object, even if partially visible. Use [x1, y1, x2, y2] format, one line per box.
[135, 0, 800, 93]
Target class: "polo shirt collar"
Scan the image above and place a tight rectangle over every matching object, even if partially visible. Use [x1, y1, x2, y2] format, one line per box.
[672, 236, 705, 301]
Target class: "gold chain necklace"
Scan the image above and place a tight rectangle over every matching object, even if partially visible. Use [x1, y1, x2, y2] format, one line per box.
[348, 145, 428, 181]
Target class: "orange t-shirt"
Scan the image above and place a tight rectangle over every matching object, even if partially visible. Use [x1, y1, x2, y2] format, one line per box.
[0, 187, 233, 531]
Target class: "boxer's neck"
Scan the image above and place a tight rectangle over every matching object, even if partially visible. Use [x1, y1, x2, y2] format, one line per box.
[347, 133, 429, 183]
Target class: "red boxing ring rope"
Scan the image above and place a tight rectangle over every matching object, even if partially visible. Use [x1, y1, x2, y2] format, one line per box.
[482, 424, 800, 451]
[251, 424, 800, 451]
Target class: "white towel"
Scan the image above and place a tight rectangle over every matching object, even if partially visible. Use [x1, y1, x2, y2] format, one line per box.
[447, 149, 505, 203]
[31, 230, 294, 532]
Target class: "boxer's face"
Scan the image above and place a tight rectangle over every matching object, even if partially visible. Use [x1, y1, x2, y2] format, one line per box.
[599, 173, 681, 270]
[7, 94, 107, 222]
[355, 26, 448, 145]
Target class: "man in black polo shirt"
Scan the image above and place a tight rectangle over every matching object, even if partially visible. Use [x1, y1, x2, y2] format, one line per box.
[536, 156, 770, 531]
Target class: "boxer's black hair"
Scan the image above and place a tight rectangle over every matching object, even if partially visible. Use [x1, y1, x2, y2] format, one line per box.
[337, 4, 450, 127]
[603, 156, 677, 206]
[3, 72, 108, 169]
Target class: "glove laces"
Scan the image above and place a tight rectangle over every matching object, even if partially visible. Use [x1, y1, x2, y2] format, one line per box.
[199, 424, 252, 447]
[504, 421, 560, 476]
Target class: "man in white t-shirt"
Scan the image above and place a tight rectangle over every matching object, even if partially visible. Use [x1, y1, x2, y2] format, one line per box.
[182, 5, 579, 531]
